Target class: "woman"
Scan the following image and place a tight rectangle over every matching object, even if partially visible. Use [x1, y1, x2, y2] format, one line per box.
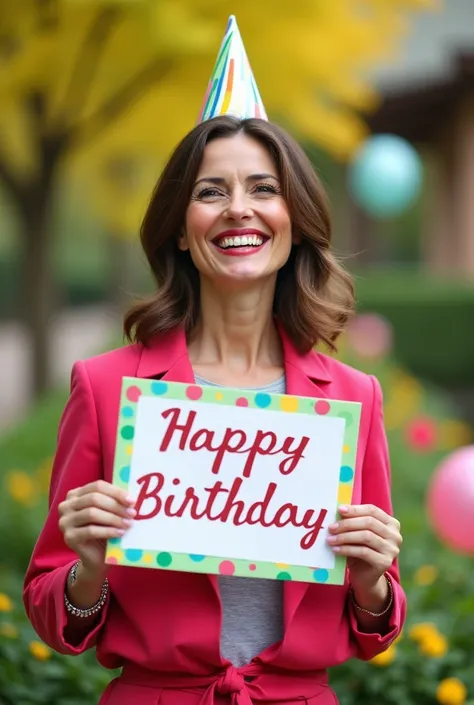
[24, 112, 405, 705]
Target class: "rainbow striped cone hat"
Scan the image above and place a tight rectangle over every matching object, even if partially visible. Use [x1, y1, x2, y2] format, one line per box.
[197, 15, 267, 123]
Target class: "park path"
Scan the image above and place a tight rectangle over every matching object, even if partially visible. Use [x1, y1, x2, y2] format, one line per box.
[0, 306, 120, 433]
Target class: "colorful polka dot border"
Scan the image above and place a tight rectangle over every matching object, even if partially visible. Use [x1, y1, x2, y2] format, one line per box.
[106, 377, 361, 586]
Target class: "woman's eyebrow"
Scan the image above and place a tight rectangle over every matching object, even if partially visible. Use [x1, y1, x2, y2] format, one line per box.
[194, 173, 279, 187]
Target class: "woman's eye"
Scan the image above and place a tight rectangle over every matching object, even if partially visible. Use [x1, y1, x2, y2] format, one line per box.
[197, 188, 222, 199]
[254, 183, 278, 194]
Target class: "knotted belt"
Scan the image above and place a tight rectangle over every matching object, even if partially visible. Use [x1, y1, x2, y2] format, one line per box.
[121, 662, 330, 704]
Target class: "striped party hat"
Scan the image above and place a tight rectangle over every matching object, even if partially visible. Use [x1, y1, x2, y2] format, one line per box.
[197, 15, 267, 124]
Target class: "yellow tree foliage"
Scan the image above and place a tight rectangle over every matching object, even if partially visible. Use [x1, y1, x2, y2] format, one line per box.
[0, 0, 436, 396]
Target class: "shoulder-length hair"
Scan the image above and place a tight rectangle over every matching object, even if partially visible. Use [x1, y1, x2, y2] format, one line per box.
[124, 116, 354, 353]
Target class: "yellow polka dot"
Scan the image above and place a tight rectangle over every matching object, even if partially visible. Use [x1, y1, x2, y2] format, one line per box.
[125, 444, 133, 456]
[343, 445, 350, 454]
[276, 562, 289, 568]
[215, 392, 223, 401]
[337, 484, 353, 505]
[143, 553, 153, 564]
[279, 396, 299, 412]
[106, 549, 124, 562]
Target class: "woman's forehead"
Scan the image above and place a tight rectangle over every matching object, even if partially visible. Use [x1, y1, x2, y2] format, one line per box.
[197, 134, 278, 178]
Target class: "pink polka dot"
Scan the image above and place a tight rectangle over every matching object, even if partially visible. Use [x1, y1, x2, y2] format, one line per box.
[249, 564, 257, 571]
[186, 385, 203, 401]
[219, 560, 235, 576]
[106, 556, 118, 565]
[315, 400, 331, 415]
[126, 386, 142, 403]
[236, 397, 249, 407]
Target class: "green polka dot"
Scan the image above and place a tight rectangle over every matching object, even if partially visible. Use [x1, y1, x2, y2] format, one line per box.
[121, 425, 135, 440]
[276, 571, 292, 581]
[157, 552, 172, 567]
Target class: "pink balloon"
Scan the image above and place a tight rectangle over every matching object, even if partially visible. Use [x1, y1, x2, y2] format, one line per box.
[427, 445, 474, 555]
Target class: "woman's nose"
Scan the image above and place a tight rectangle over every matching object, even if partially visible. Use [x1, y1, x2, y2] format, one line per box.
[223, 192, 253, 220]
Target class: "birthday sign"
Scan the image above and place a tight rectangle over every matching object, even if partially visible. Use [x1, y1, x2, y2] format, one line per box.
[106, 379, 361, 585]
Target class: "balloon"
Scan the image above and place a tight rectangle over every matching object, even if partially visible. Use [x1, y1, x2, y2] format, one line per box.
[346, 313, 393, 359]
[427, 446, 474, 555]
[348, 134, 423, 218]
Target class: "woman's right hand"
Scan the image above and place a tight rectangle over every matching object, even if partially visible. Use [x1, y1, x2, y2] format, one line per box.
[58, 480, 136, 580]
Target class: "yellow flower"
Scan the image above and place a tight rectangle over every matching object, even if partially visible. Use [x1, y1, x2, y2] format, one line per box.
[436, 678, 468, 705]
[419, 632, 448, 658]
[0, 593, 13, 612]
[408, 622, 439, 642]
[6, 470, 38, 506]
[414, 565, 438, 586]
[29, 640, 51, 661]
[0, 623, 18, 638]
[370, 644, 396, 667]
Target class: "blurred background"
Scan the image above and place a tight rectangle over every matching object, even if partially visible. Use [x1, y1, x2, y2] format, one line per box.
[1, 1, 474, 704]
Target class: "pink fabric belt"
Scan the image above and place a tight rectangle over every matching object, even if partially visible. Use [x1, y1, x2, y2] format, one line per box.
[120, 663, 331, 704]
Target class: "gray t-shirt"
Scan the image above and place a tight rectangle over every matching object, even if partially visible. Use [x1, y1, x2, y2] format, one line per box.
[194, 374, 285, 667]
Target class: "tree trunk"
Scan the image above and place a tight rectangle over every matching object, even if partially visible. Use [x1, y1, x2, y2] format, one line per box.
[19, 190, 56, 399]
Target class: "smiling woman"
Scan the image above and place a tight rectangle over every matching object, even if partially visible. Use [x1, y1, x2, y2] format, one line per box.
[24, 14, 405, 705]
[124, 117, 354, 356]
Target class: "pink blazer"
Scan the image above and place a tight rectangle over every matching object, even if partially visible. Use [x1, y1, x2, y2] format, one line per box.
[24, 325, 406, 705]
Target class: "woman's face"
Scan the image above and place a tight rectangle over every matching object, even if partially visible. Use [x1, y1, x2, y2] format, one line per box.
[181, 133, 294, 285]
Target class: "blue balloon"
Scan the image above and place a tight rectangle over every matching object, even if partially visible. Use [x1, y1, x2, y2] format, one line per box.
[348, 134, 423, 218]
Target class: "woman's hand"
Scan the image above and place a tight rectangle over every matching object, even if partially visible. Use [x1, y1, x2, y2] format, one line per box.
[327, 504, 402, 611]
[58, 480, 136, 580]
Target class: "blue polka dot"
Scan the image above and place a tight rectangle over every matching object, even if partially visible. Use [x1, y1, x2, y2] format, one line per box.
[151, 381, 168, 395]
[339, 465, 354, 483]
[313, 568, 329, 583]
[108, 537, 121, 545]
[119, 466, 130, 483]
[125, 549, 143, 562]
[189, 554, 206, 562]
[122, 406, 134, 418]
[254, 393, 271, 408]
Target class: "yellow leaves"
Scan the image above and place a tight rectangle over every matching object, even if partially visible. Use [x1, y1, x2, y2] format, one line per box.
[0, 0, 438, 223]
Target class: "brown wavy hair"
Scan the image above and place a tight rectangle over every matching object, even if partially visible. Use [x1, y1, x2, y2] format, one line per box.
[124, 116, 354, 353]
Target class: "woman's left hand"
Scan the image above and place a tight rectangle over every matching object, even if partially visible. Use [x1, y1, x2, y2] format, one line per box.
[327, 504, 402, 598]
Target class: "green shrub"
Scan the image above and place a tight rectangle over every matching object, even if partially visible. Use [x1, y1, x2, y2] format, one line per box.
[354, 269, 474, 388]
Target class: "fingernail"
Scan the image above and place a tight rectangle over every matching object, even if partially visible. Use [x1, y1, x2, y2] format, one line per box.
[116, 529, 125, 536]
[328, 522, 339, 530]
[332, 546, 341, 552]
[126, 507, 137, 517]
[122, 519, 133, 528]
[339, 505, 349, 513]
[327, 536, 337, 544]
[124, 495, 135, 505]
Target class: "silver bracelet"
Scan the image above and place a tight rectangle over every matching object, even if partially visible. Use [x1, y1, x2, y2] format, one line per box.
[64, 561, 109, 619]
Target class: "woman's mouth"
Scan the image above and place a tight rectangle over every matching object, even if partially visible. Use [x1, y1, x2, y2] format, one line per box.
[211, 231, 270, 256]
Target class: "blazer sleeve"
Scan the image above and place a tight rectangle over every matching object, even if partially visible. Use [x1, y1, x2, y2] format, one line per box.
[23, 361, 110, 655]
[347, 375, 407, 660]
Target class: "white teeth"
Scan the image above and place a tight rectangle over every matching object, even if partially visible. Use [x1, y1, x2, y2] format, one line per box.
[217, 234, 265, 249]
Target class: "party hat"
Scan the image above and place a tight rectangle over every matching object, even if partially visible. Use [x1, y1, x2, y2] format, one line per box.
[197, 15, 267, 124]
